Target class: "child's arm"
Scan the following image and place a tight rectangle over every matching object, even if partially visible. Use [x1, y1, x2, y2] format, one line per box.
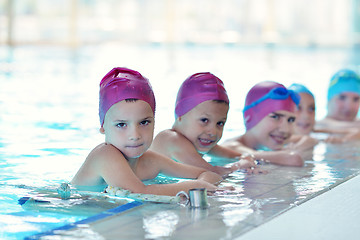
[315, 118, 360, 130]
[286, 135, 319, 152]
[136, 150, 223, 195]
[222, 140, 304, 167]
[252, 150, 303, 167]
[208, 144, 257, 170]
[314, 126, 360, 143]
[146, 150, 223, 184]
[84, 145, 221, 196]
[151, 130, 233, 176]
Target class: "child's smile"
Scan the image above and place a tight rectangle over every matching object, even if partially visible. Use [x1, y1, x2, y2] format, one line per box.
[249, 110, 295, 151]
[198, 137, 216, 147]
[175, 100, 229, 154]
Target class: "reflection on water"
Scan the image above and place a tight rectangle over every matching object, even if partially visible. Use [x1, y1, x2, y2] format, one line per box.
[143, 211, 179, 239]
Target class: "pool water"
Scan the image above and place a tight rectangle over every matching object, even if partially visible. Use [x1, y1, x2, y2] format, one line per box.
[1, 44, 359, 239]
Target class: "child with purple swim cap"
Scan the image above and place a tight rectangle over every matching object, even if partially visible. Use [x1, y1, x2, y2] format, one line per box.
[151, 72, 261, 177]
[222, 81, 313, 167]
[72, 67, 223, 196]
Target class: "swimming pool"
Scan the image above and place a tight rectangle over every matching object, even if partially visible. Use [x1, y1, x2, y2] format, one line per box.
[1, 44, 359, 239]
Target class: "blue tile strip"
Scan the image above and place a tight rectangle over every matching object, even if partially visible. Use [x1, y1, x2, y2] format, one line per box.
[24, 200, 143, 240]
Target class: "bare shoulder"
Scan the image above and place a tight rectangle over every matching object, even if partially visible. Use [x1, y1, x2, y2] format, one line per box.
[85, 143, 129, 172]
[153, 129, 182, 142]
[88, 143, 122, 161]
[72, 143, 124, 186]
[140, 149, 169, 164]
[151, 129, 187, 152]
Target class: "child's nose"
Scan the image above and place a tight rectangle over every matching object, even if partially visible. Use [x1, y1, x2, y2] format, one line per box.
[278, 121, 291, 133]
[129, 127, 141, 140]
[206, 126, 216, 137]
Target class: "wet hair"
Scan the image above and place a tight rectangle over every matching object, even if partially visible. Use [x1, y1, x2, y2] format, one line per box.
[125, 98, 139, 103]
[212, 99, 229, 105]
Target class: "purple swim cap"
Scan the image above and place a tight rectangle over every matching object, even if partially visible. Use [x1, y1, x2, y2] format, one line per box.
[175, 72, 229, 118]
[243, 81, 300, 130]
[99, 67, 156, 126]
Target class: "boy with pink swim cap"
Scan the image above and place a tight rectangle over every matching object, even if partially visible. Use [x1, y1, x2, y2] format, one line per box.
[151, 72, 260, 177]
[72, 67, 223, 195]
[222, 81, 316, 167]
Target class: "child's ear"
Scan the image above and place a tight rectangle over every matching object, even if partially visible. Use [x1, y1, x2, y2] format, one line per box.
[100, 127, 105, 134]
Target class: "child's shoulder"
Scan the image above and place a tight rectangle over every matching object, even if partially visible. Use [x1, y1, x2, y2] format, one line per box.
[87, 143, 125, 163]
[154, 129, 183, 142]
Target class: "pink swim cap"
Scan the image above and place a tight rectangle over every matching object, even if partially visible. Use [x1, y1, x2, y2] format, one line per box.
[99, 67, 156, 126]
[175, 72, 229, 118]
[243, 81, 300, 130]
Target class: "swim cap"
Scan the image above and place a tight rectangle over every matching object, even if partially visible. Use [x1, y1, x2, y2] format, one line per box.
[243, 81, 300, 130]
[99, 67, 156, 126]
[288, 83, 314, 99]
[175, 72, 229, 118]
[327, 69, 360, 101]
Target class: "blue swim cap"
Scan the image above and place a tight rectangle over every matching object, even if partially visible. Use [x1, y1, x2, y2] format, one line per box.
[288, 83, 314, 98]
[327, 69, 360, 101]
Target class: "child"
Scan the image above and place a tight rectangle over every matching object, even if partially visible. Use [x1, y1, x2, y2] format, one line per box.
[71, 67, 223, 196]
[317, 69, 360, 129]
[288, 83, 316, 135]
[222, 81, 315, 167]
[150, 72, 257, 177]
[289, 83, 360, 143]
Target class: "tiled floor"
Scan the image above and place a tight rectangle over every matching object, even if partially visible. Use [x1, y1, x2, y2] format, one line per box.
[28, 141, 360, 239]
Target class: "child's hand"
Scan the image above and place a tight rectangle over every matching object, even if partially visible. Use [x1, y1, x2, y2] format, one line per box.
[230, 153, 257, 170]
[323, 135, 344, 143]
[243, 166, 268, 174]
[207, 185, 235, 196]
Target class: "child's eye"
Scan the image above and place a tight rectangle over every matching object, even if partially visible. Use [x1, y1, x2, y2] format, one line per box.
[288, 117, 296, 123]
[269, 114, 280, 120]
[200, 118, 209, 123]
[116, 122, 127, 128]
[308, 106, 315, 112]
[140, 120, 151, 126]
[338, 95, 347, 101]
[353, 96, 360, 103]
[217, 121, 225, 127]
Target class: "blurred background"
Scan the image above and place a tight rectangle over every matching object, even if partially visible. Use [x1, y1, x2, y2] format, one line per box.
[1, 0, 360, 47]
[1, 0, 360, 153]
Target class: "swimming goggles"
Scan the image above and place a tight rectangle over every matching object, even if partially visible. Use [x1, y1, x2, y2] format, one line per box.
[329, 70, 360, 88]
[243, 87, 300, 112]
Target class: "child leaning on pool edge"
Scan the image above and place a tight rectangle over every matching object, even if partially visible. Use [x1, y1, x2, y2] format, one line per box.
[288, 82, 360, 143]
[222, 81, 317, 167]
[71, 67, 223, 196]
[316, 69, 360, 129]
[150, 72, 258, 177]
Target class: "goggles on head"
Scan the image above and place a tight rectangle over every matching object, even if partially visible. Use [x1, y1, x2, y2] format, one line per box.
[243, 87, 300, 112]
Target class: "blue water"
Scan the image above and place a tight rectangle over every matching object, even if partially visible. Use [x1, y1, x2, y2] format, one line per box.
[0, 44, 359, 239]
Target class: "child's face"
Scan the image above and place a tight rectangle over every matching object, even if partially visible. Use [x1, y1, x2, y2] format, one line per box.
[176, 100, 229, 154]
[327, 92, 360, 121]
[101, 100, 154, 160]
[294, 93, 315, 135]
[248, 110, 296, 150]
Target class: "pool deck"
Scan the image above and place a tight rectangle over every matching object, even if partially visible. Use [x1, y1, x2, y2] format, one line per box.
[240, 173, 360, 240]
[27, 141, 360, 240]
